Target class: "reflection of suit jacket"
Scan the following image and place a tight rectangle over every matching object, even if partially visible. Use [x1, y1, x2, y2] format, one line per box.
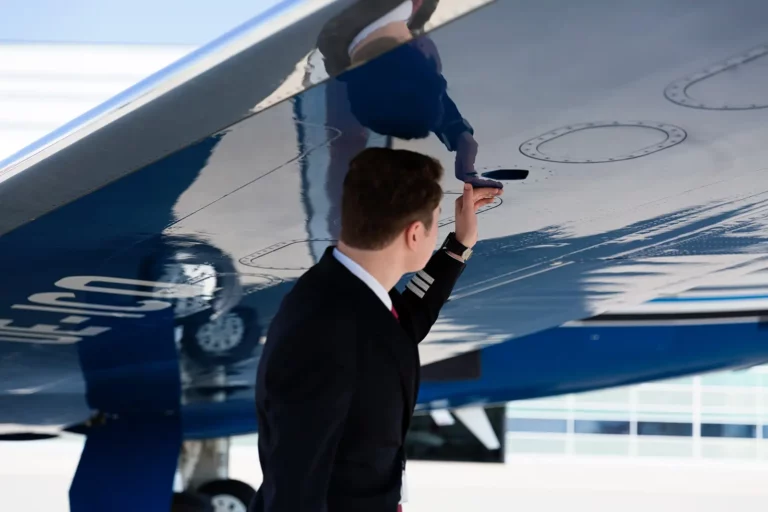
[251, 246, 465, 512]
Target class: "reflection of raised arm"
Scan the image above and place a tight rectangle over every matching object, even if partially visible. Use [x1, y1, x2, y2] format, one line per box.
[411, 34, 469, 151]
[436, 88, 503, 189]
[434, 92, 473, 152]
[412, 36, 502, 188]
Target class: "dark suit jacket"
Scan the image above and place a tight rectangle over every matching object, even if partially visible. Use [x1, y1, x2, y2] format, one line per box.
[250, 245, 465, 512]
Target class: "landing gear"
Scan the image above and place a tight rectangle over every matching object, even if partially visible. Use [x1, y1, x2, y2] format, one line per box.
[405, 405, 507, 463]
[180, 306, 260, 366]
[141, 241, 262, 367]
[176, 439, 257, 512]
[198, 479, 256, 512]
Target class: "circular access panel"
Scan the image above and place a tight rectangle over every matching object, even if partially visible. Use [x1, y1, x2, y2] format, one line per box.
[519, 121, 687, 164]
[664, 44, 768, 110]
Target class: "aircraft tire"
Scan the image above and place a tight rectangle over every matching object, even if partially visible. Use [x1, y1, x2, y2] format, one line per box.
[197, 479, 256, 512]
[180, 306, 261, 366]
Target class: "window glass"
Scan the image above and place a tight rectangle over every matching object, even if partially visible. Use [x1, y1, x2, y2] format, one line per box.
[507, 418, 567, 433]
[574, 420, 630, 435]
[701, 423, 756, 439]
[637, 421, 692, 437]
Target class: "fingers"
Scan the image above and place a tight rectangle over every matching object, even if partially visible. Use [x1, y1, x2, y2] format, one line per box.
[462, 182, 474, 208]
[473, 186, 503, 195]
[463, 175, 504, 190]
[472, 188, 501, 211]
[473, 197, 496, 211]
[472, 187, 503, 201]
[457, 185, 503, 213]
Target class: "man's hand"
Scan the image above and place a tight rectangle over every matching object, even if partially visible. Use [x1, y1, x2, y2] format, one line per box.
[454, 183, 503, 248]
[454, 133, 504, 189]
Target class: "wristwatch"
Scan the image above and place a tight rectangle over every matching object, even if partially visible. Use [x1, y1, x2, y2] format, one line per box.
[441, 232, 472, 261]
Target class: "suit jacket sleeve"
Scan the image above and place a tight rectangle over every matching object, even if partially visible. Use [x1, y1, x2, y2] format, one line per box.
[259, 308, 357, 511]
[397, 248, 466, 343]
[434, 92, 474, 152]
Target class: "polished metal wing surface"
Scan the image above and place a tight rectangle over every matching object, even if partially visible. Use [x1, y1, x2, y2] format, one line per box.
[2, 0, 768, 434]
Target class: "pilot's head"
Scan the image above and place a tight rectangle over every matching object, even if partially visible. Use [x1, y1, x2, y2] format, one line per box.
[341, 40, 447, 141]
[340, 147, 443, 272]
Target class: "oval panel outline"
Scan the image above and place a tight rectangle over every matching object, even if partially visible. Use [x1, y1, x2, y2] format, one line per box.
[240, 197, 503, 271]
[437, 193, 503, 228]
[664, 44, 768, 110]
[518, 121, 687, 164]
[240, 239, 336, 271]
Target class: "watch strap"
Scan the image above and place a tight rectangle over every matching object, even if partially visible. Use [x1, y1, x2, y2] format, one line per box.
[442, 232, 472, 261]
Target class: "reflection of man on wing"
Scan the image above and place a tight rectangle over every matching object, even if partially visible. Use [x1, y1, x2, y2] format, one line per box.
[302, 0, 502, 189]
[296, 0, 502, 262]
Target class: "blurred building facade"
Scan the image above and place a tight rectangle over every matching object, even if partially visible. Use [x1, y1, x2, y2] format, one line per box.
[507, 365, 768, 461]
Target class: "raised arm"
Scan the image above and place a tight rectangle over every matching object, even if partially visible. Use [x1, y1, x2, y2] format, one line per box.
[396, 184, 502, 342]
[434, 92, 473, 153]
[397, 246, 466, 342]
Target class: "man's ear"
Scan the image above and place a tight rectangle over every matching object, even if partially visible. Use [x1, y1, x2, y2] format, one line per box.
[404, 220, 423, 250]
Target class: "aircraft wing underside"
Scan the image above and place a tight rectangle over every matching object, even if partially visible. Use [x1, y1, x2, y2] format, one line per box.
[1, 0, 768, 431]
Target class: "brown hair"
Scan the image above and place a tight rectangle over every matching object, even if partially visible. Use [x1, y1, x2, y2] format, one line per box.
[340, 147, 443, 250]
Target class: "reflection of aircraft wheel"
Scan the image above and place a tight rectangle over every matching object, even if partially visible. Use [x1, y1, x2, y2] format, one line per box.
[139, 239, 241, 320]
[180, 306, 261, 366]
[197, 479, 256, 512]
[171, 491, 214, 512]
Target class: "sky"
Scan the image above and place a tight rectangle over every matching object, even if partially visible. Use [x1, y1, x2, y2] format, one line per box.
[0, 0, 296, 161]
[0, 0, 286, 45]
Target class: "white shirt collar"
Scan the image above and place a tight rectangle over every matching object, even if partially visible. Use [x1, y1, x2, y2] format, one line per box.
[348, 0, 413, 56]
[333, 248, 393, 311]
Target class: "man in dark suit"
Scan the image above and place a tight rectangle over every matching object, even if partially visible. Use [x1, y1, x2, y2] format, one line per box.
[251, 147, 502, 512]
